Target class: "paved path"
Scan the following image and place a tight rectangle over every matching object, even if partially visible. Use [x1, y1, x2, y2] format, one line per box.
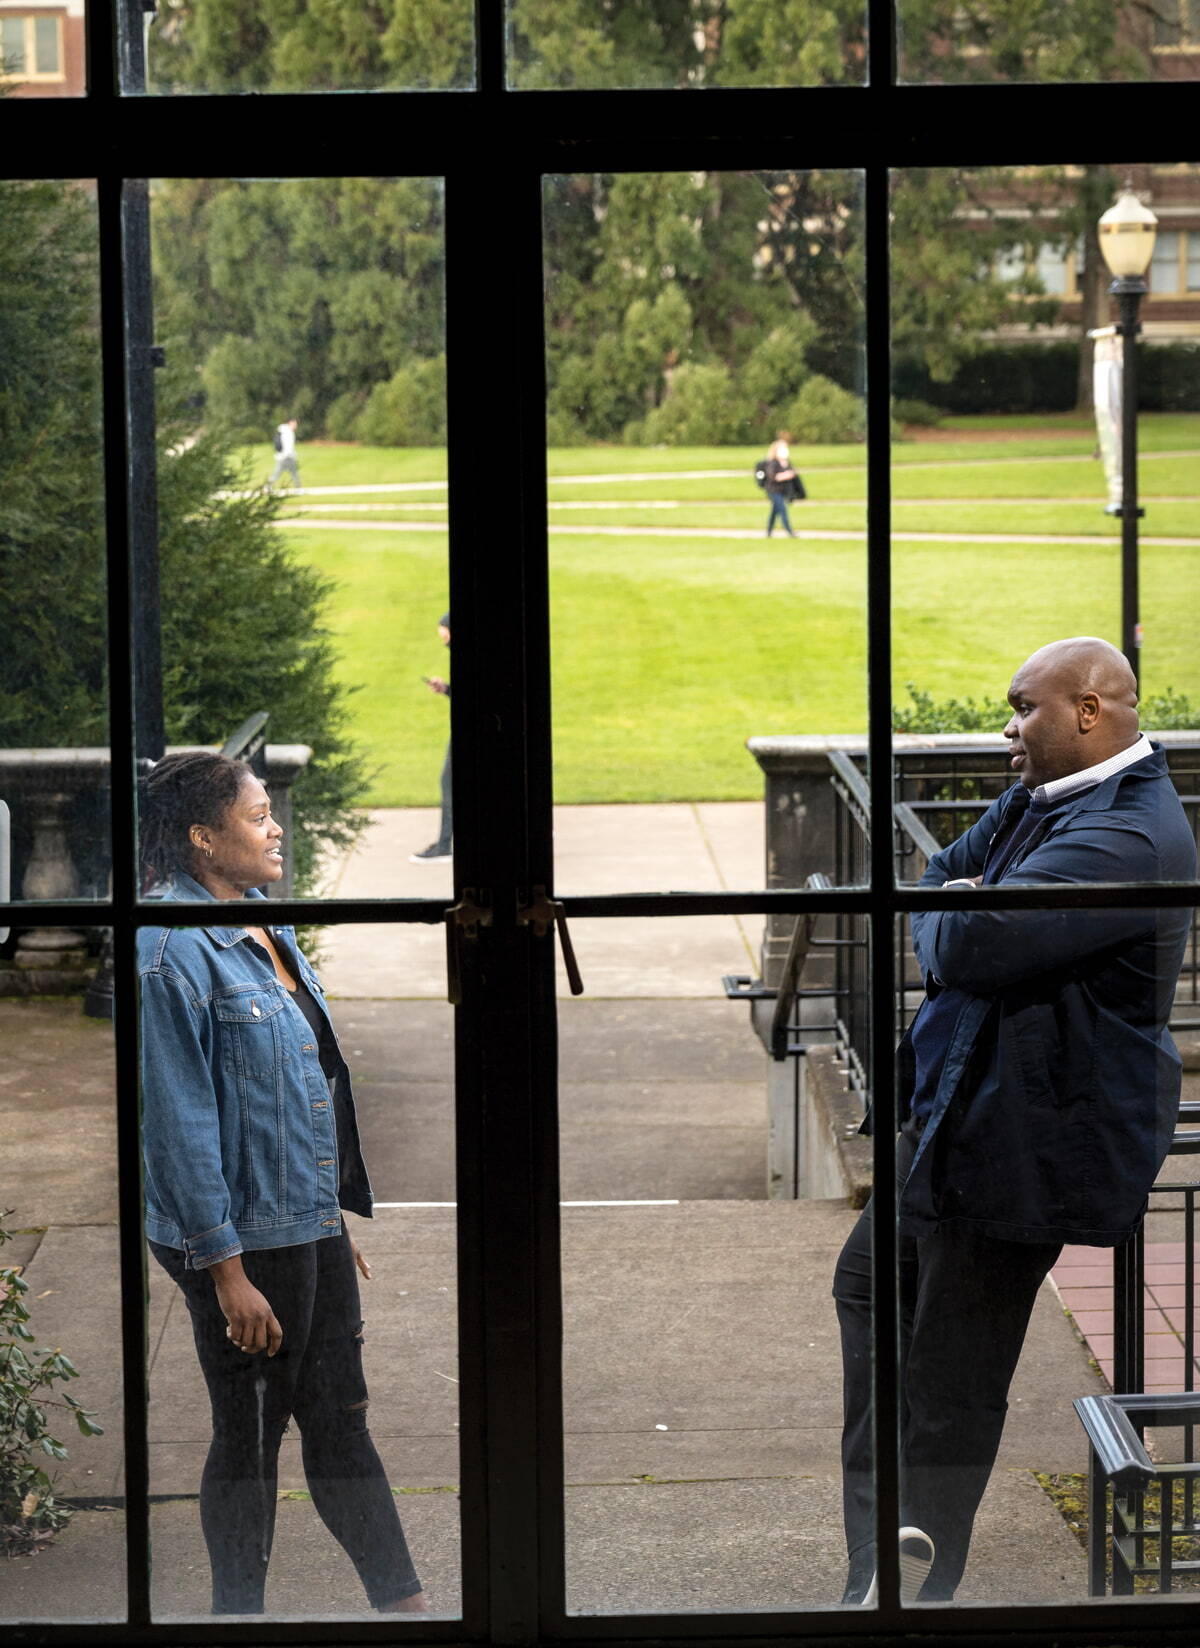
[318, 802, 763, 1000]
[279, 516, 1200, 548]
[0, 800, 1160, 1621]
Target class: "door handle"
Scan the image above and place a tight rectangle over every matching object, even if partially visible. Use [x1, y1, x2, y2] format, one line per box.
[444, 888, 492, 1006]
[517, 887, 584, 997]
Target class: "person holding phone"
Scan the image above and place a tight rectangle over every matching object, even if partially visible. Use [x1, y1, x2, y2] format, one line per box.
[410, 612, 452, 863]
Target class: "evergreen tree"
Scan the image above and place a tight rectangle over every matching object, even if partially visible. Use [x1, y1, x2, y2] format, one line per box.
[0, 179, 107, 748]
[149, 0, 474, 90]
[151, 176, 444, 440]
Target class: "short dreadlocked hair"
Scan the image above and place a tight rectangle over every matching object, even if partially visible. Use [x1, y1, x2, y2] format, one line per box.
[138, 752, 251, 889]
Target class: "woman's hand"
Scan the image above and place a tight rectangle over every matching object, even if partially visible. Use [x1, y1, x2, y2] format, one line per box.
[209, 1255, 284, 1356]
[351, 1236, 372, 1282]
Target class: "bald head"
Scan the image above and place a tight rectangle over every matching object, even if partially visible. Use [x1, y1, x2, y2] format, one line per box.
[1004, 636, 1141, 789]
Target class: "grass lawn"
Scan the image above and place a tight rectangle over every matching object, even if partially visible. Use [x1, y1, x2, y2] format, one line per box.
[274, 415, 1200, 806]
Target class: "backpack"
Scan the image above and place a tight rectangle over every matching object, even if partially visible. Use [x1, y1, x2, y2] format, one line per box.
[273, 427, 284, 453]
[753, 459, 769, 489]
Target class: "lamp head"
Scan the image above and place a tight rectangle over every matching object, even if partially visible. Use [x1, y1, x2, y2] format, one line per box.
[1099, 190, 1158, 281]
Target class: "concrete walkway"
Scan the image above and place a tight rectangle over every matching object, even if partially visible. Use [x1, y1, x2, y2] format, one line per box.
[0, 804, 1119, 1624]
[318, 802, 763, 999]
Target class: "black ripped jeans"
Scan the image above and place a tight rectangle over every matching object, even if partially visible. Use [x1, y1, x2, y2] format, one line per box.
[151, 1229, 421, 1615]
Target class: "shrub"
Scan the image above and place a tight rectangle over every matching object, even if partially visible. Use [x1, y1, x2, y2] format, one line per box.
[1, 1213, 103, 1555]
[893, 397, 943, 428]
[353, 354, 447, 446]
[784, 373, 864, 444]
[637, 362, 756, 446]
[892, 684, 1011, 734]
[1139, 345, 1200, 414]
[894, 342, 1200, 416]
[1141, 686, 1200, 730]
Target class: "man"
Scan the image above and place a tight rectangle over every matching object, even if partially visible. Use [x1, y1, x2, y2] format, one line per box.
[267, 417, 301, 490]
[833, 637, 1196, 1604]
[410, 613, 452, 863]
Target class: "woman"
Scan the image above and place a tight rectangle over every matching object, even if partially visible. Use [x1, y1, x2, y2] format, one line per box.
[764, 430, 799, 538]
[137, 750, 425, 1617]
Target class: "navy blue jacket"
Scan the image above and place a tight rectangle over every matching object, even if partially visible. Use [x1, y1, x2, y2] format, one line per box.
[901, 746, 1196, 1247]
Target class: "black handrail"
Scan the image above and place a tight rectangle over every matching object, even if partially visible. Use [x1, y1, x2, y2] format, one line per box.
[221, 710, 269, 778]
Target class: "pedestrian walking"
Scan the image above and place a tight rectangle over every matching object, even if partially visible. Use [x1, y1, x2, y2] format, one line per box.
[137, 751, 426, 1617]
[410, 612, 452, 863]
[763, 430, 798, 537]
[267, 418, 301, 490]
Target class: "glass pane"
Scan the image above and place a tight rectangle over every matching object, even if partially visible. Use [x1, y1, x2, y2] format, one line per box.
[1, 17, 26, 69]
[142, 912, 460, 1620]
[1151, 230, 1181, 296]
[0, 178, 111, 931]
[559, 914, 853, 1613]
[898, 0, 1200, 82]
[137, 177, 451, 900]
[864, 886, 1197, 1608]
[508, 0, 866, 89]
[135, 0, 474, 94]
[33, 16, 59, 73]
[890, 164, 1200, 732]
[0, 930, 126, 1622]
[544, 170, 866, 895]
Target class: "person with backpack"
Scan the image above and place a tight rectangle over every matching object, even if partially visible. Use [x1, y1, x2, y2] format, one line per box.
[267, 418, 301, 490]
[760, 430, 799, 537]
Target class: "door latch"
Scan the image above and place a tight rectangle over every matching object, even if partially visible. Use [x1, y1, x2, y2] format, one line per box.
[445, 888, 492, 1005]
[517, 886, 584, 996]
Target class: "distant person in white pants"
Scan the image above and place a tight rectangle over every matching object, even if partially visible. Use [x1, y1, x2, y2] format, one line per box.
[268, 418, 301, 490]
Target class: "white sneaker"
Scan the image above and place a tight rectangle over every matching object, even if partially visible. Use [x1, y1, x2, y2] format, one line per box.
[859, 1526, 935, 1606]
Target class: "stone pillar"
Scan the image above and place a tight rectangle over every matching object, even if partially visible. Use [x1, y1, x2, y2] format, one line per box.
[13, 788, 90, 982]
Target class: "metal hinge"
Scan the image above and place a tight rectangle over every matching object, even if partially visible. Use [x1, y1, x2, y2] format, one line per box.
[445, 888, 492, 1005]
[517, 886, 584, 996]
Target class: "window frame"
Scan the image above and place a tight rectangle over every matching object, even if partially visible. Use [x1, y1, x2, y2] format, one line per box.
[0, 8, 64, 79]
[2, 1, 1200, 1642]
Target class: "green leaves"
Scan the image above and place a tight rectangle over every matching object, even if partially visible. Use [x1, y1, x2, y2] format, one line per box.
[0, 1216, 101, 1554]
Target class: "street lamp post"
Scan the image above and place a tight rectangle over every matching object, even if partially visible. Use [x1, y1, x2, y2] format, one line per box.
[1098, 189, 1158, 687]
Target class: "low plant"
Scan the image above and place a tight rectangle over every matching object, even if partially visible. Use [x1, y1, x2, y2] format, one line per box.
[0, 1214, 102, 1556]
[1140, 686, 1200, 731]
[892, 683, 1011, 734]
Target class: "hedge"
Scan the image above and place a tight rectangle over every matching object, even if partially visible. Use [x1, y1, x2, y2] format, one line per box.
[893, 342, 1200, 416]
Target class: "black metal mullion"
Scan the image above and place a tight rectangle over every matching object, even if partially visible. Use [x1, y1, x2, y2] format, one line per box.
[97, 170, 152, 1634]
[445, 147, 562, 1640]
[864, 153, 901, 1616]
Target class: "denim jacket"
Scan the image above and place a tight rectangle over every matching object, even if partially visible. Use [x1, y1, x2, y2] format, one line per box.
[138, 871, 372, 1268]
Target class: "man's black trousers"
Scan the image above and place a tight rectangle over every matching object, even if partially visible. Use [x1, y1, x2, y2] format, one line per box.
[832, 1122, 1061, 1601]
